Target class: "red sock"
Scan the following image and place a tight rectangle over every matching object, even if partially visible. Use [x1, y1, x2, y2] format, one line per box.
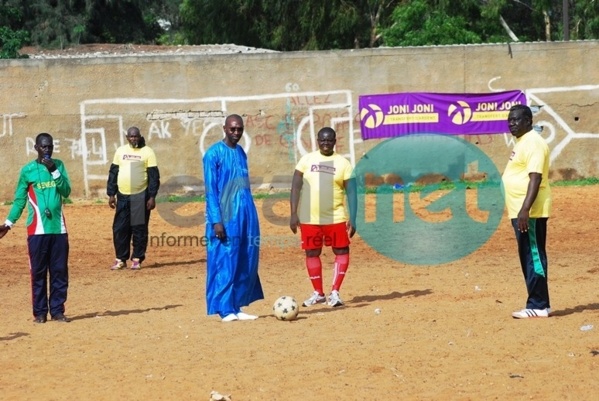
[332, 254, 349, 291]
[306, 256, 323, 295]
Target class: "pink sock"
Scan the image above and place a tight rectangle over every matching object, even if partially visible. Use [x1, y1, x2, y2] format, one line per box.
[306, 256, 323, 294]
[332, 254, 349, 291]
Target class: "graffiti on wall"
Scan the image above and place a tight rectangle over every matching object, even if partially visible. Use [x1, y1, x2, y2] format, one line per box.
[72, 79, 598, 195]
[78, 87, 355, 195]
[489, 77, 599, 162]
[1, 113, 26, 138]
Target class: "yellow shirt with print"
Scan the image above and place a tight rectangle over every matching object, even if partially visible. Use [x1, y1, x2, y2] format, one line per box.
[113, 145, 158, 195]
[296, 151, 353, 225]
[502, 130, 551, 219]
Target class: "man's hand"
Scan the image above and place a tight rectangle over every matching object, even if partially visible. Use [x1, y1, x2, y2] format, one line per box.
[289, 213, 300, 234]
[213, 223, 226, 240]
[517, 209, 530, 232]
[146, 197, 156, 211]
[0, 224, 10, 240]
[40, 157, 57, 173]
[346, 221, 356, 238]
[108, 195, 116, 209]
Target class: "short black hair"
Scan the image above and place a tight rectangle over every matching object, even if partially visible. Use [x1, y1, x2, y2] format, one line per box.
[35, 132, 53, 144]
[225, 114, 243, 126]
[127, 126, 141, 137]
[317, 127, 336, 139]
[509, 104, 532, 120]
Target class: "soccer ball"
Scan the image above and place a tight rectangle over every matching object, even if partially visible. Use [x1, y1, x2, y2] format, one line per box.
[272, 296, 299, 321]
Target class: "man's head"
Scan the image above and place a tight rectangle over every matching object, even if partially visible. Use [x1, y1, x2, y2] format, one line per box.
[317, 127, 336, 156]
[223, 114, 244, 148]
[507, 105, 533, 138]
[126, 127, 142, 148]
[34, 133, 54, 160]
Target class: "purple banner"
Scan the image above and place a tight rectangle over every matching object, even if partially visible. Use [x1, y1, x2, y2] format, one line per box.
[359, 90, 526, 139]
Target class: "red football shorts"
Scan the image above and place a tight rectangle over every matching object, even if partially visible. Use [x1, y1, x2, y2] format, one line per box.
[299, 222, 350, 250]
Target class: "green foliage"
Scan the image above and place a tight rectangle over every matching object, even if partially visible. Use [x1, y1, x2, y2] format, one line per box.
[252, 191, 289, 200]
[383, 0, 482, 46]
[1, 0, 597, 52]
[180, 0, 401, 50]
[0, 26, 29, 58]
[85, 0, 162, 44]
[157, 194, 206, 203]
[0, 3, 29, 58]
[572, 0, 599, 39]
[2, 0, 178, 49]
[383, 0, 598, 46]
[552, 177, 599, 187]
[156, 31, 187, 46]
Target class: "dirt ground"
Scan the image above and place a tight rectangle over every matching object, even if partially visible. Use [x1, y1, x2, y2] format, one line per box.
[0, 185, 598, 401]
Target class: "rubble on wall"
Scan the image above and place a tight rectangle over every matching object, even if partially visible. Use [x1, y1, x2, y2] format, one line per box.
[20, 43, 278, 59]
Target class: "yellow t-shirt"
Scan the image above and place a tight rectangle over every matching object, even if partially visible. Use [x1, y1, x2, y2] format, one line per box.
[502, 130, 551, 219]
[295, 151, 353, 225]
[112, 145, 158, 195]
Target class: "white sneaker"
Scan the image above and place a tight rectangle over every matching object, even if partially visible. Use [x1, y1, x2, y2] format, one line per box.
[221, 314, 238, 322]
[511, 308, 549, 319]
[302, 291, 326, 307]
[110, 259, 126, 270]
[237, 312, 258, 320]
[327, 290, 344, 307]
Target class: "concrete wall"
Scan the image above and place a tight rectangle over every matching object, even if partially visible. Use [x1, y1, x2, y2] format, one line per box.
[1, 41, 598, 200]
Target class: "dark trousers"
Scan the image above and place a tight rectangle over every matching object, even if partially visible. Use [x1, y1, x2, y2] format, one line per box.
[113, 191, 151, 262]
[511, 218, 550, 310]
[28, 234, 69, 318]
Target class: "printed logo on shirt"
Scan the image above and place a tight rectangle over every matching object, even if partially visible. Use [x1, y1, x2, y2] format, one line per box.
[123, 154, 142, 161]
[36, 181, 56, 190]
[310, 164, 336, 174]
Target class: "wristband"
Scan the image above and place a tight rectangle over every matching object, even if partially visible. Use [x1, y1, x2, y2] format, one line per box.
[51, 170, 61, 179]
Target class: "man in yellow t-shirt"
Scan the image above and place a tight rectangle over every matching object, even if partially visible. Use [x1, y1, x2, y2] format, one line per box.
[502, 105, 551, 319]
[106, 127, 160, 270]
[290, 127, 356, 308]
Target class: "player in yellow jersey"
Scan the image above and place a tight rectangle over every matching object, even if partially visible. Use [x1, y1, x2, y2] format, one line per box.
[502, 105, 552, 319]
[107, 127, 160, 270]
[290, 127, 356, 308]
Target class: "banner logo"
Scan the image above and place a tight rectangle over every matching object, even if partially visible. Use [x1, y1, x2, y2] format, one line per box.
[360, 104, 384, 129]
[448, 100, 472, 125]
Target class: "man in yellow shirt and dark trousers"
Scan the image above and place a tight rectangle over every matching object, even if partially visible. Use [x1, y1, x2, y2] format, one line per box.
[107, 127, 160, 270]
[502, 105, 552, 319]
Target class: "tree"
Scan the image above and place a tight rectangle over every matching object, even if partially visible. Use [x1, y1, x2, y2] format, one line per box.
[382, 0, 484, 46]
[23, 0, 87, 48]
[180, 0, 402, 51]
[84, 0, 162, 44]
[0, 2, 29, 58]
[480, 0, 565, 42]
[572, 0, 599, 39]
[5, 0, 175, 48]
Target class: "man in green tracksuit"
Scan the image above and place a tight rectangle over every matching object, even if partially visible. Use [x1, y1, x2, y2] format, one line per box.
[0, 133, 72, 323]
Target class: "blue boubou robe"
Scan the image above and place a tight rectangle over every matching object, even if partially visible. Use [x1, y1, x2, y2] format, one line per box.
[202, 141, 264, 315]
